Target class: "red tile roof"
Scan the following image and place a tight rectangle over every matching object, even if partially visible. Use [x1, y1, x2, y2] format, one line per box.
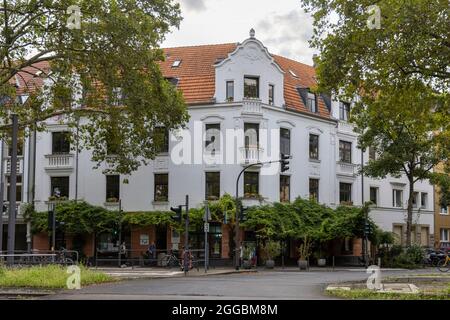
[160, 43, 331, 119]
[9, 61, 50, 95]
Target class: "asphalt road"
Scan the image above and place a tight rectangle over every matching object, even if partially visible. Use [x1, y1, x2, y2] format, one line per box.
[45, 268, 434, 300]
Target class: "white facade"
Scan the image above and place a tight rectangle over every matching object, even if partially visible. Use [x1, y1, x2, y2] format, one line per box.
[3, 34, 434, 247]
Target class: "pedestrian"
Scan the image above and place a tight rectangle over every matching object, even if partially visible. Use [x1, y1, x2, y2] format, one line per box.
[148, 242, 156, 259]
[120, 242, 127, 267]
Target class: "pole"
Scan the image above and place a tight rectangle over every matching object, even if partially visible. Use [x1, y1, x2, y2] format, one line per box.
[234, 160, 282, 270]
[0, 140, 4, 254]
[184, 195, 189, 276]
[361, 147, 368, 268]
[204, 202, 208, 273]
[52, 202, 56, 251]
[7, 114, 18, 265]
[118, 199, 122, 267]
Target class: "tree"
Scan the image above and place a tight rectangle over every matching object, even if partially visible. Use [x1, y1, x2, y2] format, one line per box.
[302, 0, 450, 246]
[0, 0, 188, 174]
[301, 0, 449, 96]
[355, 82, 450, 246]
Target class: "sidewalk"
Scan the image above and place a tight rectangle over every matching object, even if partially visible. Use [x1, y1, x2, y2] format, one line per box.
[92, 267, 257, 279]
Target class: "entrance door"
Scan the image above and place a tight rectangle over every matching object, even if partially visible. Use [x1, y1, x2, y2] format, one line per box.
[156, 225, 167, 251]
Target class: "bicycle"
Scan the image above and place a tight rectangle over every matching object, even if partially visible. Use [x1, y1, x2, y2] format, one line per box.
[57, 249, 74, 266]
[437, 255, 450, 272]
[162, 252, 182, 269]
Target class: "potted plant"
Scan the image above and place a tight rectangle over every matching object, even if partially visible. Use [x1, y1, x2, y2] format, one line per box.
[314, 249, 326, 267]
[262, 240, 281, 269]
[106, 197, 119, 203]
[297, 236, 311, 270]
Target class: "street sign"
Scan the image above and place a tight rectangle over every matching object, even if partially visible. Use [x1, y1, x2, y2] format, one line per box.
[204, 222, 209, 232]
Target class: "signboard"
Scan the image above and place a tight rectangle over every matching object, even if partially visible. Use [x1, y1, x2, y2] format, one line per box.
[140, 234, 149, 246]
[204, 222, 209, 232]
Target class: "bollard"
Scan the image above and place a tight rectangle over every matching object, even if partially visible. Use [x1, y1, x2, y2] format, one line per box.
[332, 256, 335, 271]
[378, 257, 381, 267]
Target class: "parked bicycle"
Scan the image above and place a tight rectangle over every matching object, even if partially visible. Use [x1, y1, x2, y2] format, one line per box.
[162, 251, 182, 269]
[437, 254, 450, 272]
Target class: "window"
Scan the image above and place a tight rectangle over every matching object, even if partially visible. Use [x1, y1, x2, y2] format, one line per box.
[412, 192, 419, 208]
[309, 178, 319, 202]
[441, 203, 449, 214]
[421, 193, 428, 209]
[280, 128, 290, 155]
[154, 174, 168, 202]
[370, 187, 378, 206]
[111, 87, 123, 106]
[154, 127, 169, 153]
[6, 175, 22, 202]
[244, 76, 259, 98]
[280, 175, 290, 202]
[50, 176, 69, 198]
[205, 124, 221, 154]
[393, 189, 403, 208]
[244, 172, 259, 198]
[369, 147, 376, 160]
[106, 175, 120, 201]
[339, 141, 352, 163]
[244, 123, 259, 148]
[7, 130, 24, 156]
[268, 84, 274, 105]
[339, 183, 352, 204]
[226, 81, 234, 101]
[205, 172, 220, 201]
[309, 134, 319, 160]
[306, 92, 317, 113]
[441, 229, 449, 242]
[172, 60, 182, 67]
[339, 101, 351, 121]
[52, 132, 70, 154]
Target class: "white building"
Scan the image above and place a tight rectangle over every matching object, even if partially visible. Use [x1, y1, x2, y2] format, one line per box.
[2, 31, 434, 258]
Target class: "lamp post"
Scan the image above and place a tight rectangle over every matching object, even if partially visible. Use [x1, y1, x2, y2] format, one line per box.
[0, 140, 4, 254]
[7, 114, 19, 265]
[361, 147, 368, 268]
[234, 158, 289, 270]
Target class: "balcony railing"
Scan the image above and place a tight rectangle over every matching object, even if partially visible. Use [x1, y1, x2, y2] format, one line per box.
[239, 146, 264, 165]
[242, 98, 262, 115]
[336, 161, 357, 176]
[4, 156, 24, 174]
[45, 153, 74, 170]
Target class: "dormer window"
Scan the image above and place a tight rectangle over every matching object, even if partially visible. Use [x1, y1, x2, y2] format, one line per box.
[244, 76, 259, 99]
[306, 92, 317, 113]
[339, 101, 351, 121]
[172, 60, 182, 68]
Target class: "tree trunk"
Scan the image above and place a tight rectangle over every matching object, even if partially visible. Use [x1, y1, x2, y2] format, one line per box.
[405, 175, 415, 247]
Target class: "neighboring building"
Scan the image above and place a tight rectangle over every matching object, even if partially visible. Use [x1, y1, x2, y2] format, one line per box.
[434, 163, 450, 249]
[1, 30, 435, 263]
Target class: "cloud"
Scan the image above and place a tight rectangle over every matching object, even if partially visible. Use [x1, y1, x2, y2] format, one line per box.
[256, 10, 317, 65]
[180, 0, 207, 12]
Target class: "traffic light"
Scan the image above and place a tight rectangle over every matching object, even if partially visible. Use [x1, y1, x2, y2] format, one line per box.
[239, 206, 248, 222]
[280, 153, 290, 172]
[170, 205, 183, 222]
[364, 222, 372, 236]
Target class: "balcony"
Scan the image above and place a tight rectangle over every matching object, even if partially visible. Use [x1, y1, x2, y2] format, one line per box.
[239, 146, 264, 166]
[45, 153, 74, 172]
[4, 156, 24, 174]
[242, 99, 263, 115]
[336, 161, 358, 177]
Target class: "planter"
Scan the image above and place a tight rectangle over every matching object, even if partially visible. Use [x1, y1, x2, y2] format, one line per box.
[242, 260, 252, 269]
[298, 259, 308, 270]
[317, 258, 326, 267]
[265, 259, 275, 269]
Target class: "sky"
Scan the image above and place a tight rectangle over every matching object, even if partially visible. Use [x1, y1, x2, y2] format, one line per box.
[162, 0, 318, 65]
